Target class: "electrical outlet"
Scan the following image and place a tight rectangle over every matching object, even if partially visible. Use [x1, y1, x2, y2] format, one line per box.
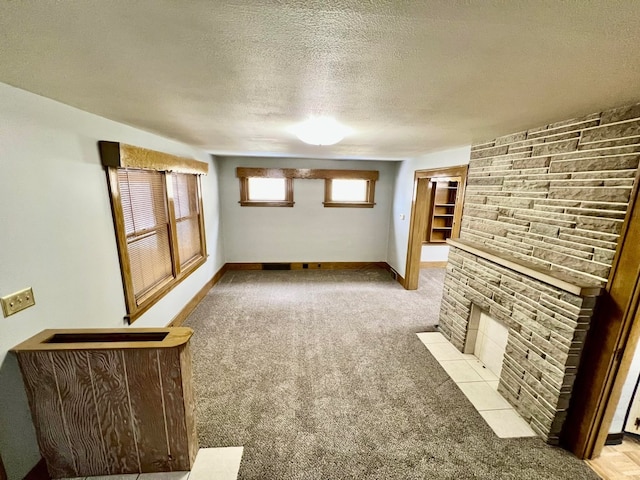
[1, 287, 35, 317]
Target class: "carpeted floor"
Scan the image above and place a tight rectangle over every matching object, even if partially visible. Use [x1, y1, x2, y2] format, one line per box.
[185, 267, 598, 479]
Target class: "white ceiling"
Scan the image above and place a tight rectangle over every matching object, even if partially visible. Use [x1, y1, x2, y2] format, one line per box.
[1, 1, 640, 160]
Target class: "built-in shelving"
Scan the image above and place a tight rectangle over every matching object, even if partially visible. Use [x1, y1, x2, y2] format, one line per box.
[426, 178, 463, 243]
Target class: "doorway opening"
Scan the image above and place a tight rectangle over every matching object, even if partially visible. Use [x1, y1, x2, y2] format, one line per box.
[404, 165, 468, 290]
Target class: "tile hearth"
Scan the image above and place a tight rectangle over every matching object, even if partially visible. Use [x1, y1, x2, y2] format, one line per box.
[417, 331, 536, 439]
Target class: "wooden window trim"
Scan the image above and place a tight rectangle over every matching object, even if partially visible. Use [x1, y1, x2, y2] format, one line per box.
[238, 176, 294, 207]
[236, 167, 378, 208]
[101, 143, 208, 323]
[99, 141, 208, 174]
[236, 167, 378, 181]
[323, 178, 376, 208]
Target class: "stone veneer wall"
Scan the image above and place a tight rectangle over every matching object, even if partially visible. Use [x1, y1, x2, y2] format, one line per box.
[439, 103, 640, 443]
[462, 103, 640, 284]
[440, 248, 597, 443]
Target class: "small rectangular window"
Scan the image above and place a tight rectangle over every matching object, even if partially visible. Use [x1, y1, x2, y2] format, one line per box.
[239, 174, 294, 207]
[330, 179, 368, 202]
[324, 177, 376, 208]
[247, 177, 287, 201]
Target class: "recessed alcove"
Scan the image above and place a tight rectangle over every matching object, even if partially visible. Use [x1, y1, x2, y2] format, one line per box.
[464, 306, 509, 380]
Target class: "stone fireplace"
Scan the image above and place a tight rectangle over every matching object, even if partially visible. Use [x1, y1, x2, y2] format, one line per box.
[440, 239, 601, 443]
[438, 103, 640, 444]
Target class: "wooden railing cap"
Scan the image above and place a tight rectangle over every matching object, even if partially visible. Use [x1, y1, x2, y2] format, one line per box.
[11, 327, 194, 352]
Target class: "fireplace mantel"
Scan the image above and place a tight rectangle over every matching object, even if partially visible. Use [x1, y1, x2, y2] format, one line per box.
[446, 239, 604, 297]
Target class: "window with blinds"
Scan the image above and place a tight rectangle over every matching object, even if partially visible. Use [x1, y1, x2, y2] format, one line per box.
[107, 166, 207, 322]
[172, 173, 204, 268]
[118, 169, 174, 303]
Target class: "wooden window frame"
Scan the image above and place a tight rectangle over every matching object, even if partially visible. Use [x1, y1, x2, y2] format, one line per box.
[236, 167, 378, 208]
[99, 142, 208, 323]
[323, 177, 376, 208]
[239, 176, 294, 207]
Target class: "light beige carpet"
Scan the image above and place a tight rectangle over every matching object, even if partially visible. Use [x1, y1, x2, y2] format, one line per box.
[185, 267, 597, 480]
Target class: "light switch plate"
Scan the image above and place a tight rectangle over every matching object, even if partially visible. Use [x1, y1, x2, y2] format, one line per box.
[1, 287, 35, 317]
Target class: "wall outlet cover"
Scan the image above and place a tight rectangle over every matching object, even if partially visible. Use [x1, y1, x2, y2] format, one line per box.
[1, 287, 35, 317]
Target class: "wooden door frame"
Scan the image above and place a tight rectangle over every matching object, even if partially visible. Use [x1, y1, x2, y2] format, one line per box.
[404, 165, 468, 290]
[562, 167, 640, 458]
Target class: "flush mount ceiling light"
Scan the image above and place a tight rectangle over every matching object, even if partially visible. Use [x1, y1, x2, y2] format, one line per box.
[290, 116, 352, 146]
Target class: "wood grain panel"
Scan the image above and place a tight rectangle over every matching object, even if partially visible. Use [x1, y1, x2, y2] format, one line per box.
[180, 344, 199, 467]
[122, 349, 170, 472]
[17, 352, 77, 478]
[156, 348, 190, 470]
[15, 332, 196, 476]
[51, 351, 109, 476]
[87, 350, 140, 473]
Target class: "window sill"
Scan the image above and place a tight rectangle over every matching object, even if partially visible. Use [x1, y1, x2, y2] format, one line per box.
[239, 201, 294, 207]
[127, 255, 207, 323]
[323, 202, 375, 208]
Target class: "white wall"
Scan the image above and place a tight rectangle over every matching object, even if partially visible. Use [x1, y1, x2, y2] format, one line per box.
[0, 83, 224, 480]
[218, 156, 397, 262]
[386, 146, 471, 277]
[421, 245, 450, 263]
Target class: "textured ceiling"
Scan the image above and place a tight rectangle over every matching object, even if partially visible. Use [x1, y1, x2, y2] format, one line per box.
[1, 1, 640, 160]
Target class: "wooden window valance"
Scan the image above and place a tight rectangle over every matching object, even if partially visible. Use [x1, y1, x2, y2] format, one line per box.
[236, 167, 378, 181]
[99, 142, 208, 175]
